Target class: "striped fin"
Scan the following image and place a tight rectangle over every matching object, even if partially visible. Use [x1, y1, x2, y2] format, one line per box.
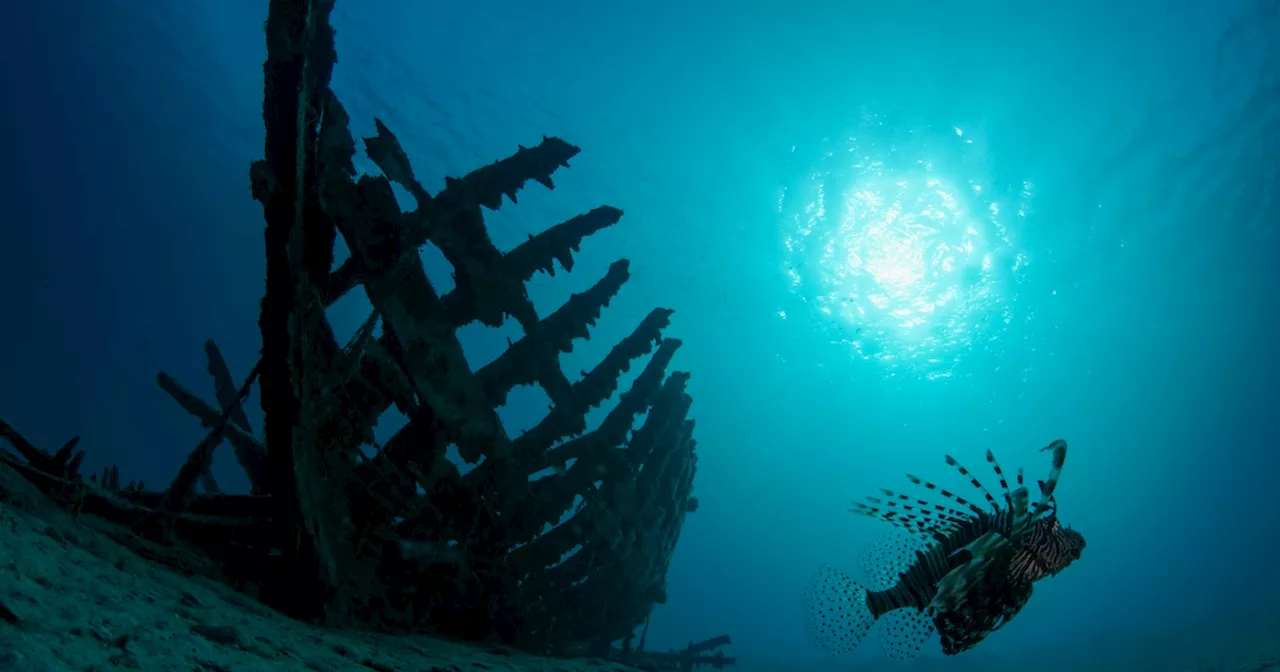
[1030, 439, 1067, 518]
[852, 489, 965, 535]
[905, 474, 985, 516]
[1008, 486, 1032, 541]
[984, 449, 1014, 507]
[945, 454, 1000, 512]
[1036, 480, 1054, 512]
[851, 503, 955, 536]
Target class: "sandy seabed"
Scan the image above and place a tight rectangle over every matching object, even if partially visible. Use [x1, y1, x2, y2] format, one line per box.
[0, 462, 640, 672]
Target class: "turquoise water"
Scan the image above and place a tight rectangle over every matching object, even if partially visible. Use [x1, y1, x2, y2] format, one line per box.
[1, 0, 1277, 668]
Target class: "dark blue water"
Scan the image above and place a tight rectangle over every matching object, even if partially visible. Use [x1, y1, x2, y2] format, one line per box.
[2, 1, 1277, 668]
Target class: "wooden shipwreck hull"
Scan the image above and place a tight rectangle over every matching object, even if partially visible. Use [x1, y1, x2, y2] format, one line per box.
[0, 0, 703, 658]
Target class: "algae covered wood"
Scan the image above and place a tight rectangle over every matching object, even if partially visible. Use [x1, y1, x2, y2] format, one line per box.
[0, 0, 710, 657]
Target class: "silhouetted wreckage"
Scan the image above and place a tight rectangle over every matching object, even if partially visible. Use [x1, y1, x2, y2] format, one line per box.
[617, 630, 737, 672]
[0, 0, 731, 661]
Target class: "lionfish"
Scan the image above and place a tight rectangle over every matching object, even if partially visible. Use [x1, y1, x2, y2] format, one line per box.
[803, 439, 1086, 659]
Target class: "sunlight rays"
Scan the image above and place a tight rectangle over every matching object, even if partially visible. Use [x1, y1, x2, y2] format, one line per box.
[779, 117, 1032, 379]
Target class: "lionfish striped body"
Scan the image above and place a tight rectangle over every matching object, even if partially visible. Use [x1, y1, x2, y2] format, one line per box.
[804, 439, 1086, 659]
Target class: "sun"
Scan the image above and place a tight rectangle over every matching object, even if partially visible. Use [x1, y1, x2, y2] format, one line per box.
[779, 118, 1031, 378]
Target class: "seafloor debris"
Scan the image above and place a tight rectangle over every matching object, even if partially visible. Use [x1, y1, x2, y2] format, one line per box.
[0, 0, 708, 660]
[617, 634, 737, 671]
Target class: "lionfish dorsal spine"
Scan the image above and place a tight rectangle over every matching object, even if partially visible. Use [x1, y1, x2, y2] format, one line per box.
[852, 486, 966, 535]
[904, 474, 984, 517]
[1009, 486, 1031, 531]
[1029, 439, 1067, 519]
[850, 501, 958, 535]
[984, 449, 1014, 508]
[944, 454, 1000, 512]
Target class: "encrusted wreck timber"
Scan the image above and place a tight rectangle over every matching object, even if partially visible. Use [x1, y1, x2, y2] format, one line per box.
[0, 420, 279, 574]
[0, 418, 84, 480]
[321, 139, 512, 470]
[5, 0, 707, 655]
[503, 206, 624, 282]
[151, 340, 269, 497]
[155, 373, 266, 486]
[156, 360, 260, 523]
[255, 0, 372, 625]
[363, 117, 432, 206]
[620, 635, 737, 671]
[324, 122, 590, 329]
[508, 370, 694, 653]
[488, 306, 676, 466]
[205, 341, 254, 437]
[506, 337, 683, 556]
[456, 305, 676, 548]
[203, 340, 268, 494]
[477, 259, 634, 411]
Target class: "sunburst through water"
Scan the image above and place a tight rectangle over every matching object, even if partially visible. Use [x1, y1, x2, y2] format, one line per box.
[779, 114, 1034, 379]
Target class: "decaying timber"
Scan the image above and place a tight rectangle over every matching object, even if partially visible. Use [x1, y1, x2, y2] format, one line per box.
[616, 634, 738, 672]
[0, 0, 705, 659]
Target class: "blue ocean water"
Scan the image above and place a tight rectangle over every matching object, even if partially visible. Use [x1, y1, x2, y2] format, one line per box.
[1, 0, 1277, 668]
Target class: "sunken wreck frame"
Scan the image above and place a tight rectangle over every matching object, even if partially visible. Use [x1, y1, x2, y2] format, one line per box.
[0, 0, 706, 659]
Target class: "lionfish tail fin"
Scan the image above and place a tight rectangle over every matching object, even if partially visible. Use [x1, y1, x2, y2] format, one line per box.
[860, 532, 938, 661]
[803, 565, 876, 657]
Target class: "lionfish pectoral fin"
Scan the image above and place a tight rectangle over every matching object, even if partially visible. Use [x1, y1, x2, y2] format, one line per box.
[878, 608, 936, 661]
[931, 531, 1013, 613]
[988, 580, 1035, 634]
[861, 530, 930, 591]
[948, 529, 1010, 560]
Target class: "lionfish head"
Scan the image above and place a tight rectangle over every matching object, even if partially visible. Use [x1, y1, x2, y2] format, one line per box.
[1030, 514, 1086, 577]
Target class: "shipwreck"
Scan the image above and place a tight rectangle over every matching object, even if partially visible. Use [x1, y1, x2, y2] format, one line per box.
[0, 0, 729, 664]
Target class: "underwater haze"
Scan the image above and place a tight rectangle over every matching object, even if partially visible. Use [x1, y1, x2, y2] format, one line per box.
[2, 0, 1278, 668]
